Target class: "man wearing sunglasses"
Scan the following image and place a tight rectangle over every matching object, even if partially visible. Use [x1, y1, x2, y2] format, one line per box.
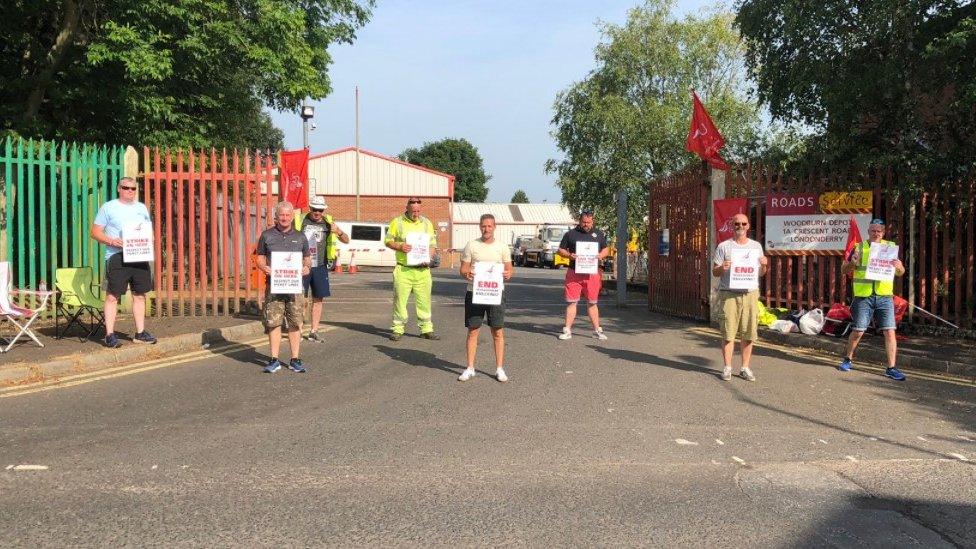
[384, 197, 439, 341]
[90, 177, 156, 348]
[712, 213, 768, 381]
[300, 196, 349, 342]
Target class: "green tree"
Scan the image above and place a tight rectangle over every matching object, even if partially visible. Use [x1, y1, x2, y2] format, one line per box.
[399, 138, 490, 202]
[546, 0, 762, 225]
[510, 189, 529, 203]
[0, 0, 373, 149]
[736, 0, 976, 184]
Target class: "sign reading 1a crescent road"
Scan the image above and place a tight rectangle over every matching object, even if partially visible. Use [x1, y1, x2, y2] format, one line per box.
[765, 191, 873, 255]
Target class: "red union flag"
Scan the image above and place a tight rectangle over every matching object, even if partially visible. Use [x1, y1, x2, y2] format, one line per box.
[844, 216, 863, 261]
[279, 149, 310, 210]
[686, 91, 729, 170]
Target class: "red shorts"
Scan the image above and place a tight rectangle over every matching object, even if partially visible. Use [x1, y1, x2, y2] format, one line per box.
[564, 269, 602, 303]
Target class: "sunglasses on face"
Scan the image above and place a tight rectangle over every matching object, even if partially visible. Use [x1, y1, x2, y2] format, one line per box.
[310, 208, 325, 213]
[120, 186, 137, 191]
[733, 222, 749, 227]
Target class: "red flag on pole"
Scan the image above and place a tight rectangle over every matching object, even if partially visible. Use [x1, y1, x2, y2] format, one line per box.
[686, 91, 729, 170]
[279, 149, 310, 210]
[844, 216, 862, 261]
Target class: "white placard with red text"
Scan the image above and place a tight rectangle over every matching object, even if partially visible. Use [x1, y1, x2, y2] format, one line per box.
[405, 232, 431, 266]
[729, 249, 760, 290]
[472, 262, 504, 305]
[574, 242, 599, 274]
[270, 251, 303, 294]
[865, 243, 899, 282]
[122, 222, 154, 263]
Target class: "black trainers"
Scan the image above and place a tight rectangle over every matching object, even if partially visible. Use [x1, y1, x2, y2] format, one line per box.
[134, 331, 157, 344]
[305, 330, 322, 342]
[389, 333, 402, 342]
[420, 332, 440, 340]
[104, 333, 122, 348]
[288, 358, 306, 373]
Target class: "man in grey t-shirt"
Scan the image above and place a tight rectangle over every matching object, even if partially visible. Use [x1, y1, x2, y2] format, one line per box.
[711, 213, 768, 381]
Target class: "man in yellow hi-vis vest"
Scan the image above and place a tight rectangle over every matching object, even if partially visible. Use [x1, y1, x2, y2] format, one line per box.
[839, 218, 906, 381]
[385, 197, 439, 341]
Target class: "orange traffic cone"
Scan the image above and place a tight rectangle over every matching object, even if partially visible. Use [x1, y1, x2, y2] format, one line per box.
[348, 251, 358, 274]
[334, 254, 343, 274]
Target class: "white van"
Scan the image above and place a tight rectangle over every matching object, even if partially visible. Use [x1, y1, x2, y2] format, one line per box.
[333, 221, 397, 267]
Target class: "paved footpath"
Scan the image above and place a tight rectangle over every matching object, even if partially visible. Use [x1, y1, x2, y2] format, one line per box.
[1, 269, 974, 547]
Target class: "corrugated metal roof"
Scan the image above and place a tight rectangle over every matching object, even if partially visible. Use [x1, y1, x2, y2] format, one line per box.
[308, 148, 453, 197]
[452, 202, 575, 224]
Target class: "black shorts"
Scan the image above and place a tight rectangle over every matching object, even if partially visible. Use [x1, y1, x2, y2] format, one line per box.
[105, 253, 153, 297]
[464, 290, 505, 329]
[302, 265, 332, 298]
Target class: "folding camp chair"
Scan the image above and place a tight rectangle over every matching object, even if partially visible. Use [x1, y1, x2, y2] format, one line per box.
[54, 267, 106, 340]
[0, 262, 54, 352]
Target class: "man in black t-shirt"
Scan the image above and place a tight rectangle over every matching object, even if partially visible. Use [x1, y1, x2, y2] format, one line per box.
[556, 209, 610, 341]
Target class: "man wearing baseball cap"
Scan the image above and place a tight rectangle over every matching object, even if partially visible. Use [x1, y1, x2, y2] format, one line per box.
[301, 195, 349, 342]
[839, 218, 907, 381]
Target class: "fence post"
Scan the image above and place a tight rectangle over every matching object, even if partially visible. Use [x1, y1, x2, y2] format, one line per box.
[907, 202, 916, 323]
[615, 189, 628, 308]
[707, 167, 725, 324]
[0, 173, 6, 263]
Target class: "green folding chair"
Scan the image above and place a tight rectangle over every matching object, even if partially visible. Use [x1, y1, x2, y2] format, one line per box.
[55, 267, 106, 340]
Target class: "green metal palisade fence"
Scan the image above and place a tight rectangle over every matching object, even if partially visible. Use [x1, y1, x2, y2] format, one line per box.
[1, 137, 124, 315]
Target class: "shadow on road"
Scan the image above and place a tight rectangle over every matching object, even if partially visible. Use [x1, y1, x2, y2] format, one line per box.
[329, 320, 390, 338]
[374, 344, 471, 378]
[587, 345, 720, 378]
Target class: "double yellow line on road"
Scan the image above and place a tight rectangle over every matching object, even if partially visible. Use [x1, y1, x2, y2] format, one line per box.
[1, 327, 335, 398]
[686, 326, 974, 387]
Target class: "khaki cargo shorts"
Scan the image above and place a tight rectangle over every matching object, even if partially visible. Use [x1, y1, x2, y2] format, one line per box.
[263, 294, 305, 331]
[719, 289, 759, 342]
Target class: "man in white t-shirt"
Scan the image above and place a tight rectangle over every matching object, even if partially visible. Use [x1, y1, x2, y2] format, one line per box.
[458, 214, 513, 382]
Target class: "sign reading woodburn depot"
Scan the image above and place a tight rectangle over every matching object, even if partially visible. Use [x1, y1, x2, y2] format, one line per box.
[765, 191, 873, 255]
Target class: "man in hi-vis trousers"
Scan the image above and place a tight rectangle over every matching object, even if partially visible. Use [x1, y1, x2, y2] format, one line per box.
[385, 197, 439, 341]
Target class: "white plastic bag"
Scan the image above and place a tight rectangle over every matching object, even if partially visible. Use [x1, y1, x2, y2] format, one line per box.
[770, 319, 797, 333]
[799, 308, 826, 335]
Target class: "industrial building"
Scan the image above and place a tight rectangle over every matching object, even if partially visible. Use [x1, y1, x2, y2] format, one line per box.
[451, 202, 576, 250]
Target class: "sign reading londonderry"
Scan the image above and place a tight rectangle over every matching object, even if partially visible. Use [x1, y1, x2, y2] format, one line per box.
[765, 191, 873, 255]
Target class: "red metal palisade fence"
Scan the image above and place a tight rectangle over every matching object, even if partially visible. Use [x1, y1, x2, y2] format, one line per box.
[141, 148, 278, 317]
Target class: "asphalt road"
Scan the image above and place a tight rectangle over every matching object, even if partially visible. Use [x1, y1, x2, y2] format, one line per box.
[2, 269, 975, 547]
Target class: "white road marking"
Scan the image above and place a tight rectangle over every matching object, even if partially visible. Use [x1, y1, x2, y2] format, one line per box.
[715, 439, 725, 445]
[818, 439, 828, 445]
[869, 437, 878, 441]
[4, 465, 11, 470]
[151, 465, 158, 470]
[731, 456, 746, 465]
[564, 371, 573, 374]
[948, 453, 969, 462]
[958, 435, 973, 442]
[11, 464, 48, 471]
[917, 436, 929, 442]
[845, 455, 858, 462]
[675, 439, 698, 446]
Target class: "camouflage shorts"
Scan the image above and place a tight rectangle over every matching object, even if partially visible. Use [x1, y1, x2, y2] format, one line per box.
[263, 294, 305, 330]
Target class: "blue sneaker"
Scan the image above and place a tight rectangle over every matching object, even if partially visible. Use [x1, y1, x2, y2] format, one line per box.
[134, 331, 157, 344]
[104, 333, 122, 348]
[885, 367, 906, 381]
[288, 358, 306, 373]
[838, 357, 852, 372]
[264, 359, 282, 373]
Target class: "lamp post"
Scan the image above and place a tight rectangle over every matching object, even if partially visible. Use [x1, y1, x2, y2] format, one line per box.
[300, 104, 314, 149]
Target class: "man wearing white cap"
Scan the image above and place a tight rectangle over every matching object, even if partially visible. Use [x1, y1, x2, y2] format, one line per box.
[301, 195, 349, 342]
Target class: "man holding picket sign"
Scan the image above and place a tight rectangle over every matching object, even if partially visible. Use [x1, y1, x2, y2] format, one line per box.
[712, 213, 768, 381]
[839, 218, 907, 381]
[458, 214, 513, 382]
[556, 209, 610, 341]
[256, 201, 311, 374]
[90, 177, 156, 348]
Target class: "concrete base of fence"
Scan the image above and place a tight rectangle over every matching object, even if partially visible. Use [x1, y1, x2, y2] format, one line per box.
[0, 320, 265, 388]
[754, 327, 976, 383]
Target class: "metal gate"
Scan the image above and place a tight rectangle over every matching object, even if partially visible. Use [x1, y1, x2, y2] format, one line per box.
[647, 166, 710, 321]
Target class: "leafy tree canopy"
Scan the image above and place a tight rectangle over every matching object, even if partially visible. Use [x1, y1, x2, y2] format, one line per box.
[547, 0, 762, 226]
[399, 138, 490, 202]
[736, 0, 976, 184]
[510, 189, 529, 203]
[0, 0, 374, 149]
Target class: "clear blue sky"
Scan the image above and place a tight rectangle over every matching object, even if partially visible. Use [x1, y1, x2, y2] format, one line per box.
[270, 0, 716, 203]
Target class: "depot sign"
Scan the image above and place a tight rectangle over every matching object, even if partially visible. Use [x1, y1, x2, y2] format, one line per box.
[765, 191, 873, 255]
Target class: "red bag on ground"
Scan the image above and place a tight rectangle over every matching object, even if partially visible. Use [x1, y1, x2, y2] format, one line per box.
[892, 295, 908, 324]
[822, 303, 852, 336]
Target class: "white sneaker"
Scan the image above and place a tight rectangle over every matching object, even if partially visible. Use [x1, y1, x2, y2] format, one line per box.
[458, 368, 476, 382]
[594, 328, 608, 340]
[558, 327, 572, 340]
[739, 367, 756, 382]
[496, 368, 509, 383]
[722, 366, 733, 381]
